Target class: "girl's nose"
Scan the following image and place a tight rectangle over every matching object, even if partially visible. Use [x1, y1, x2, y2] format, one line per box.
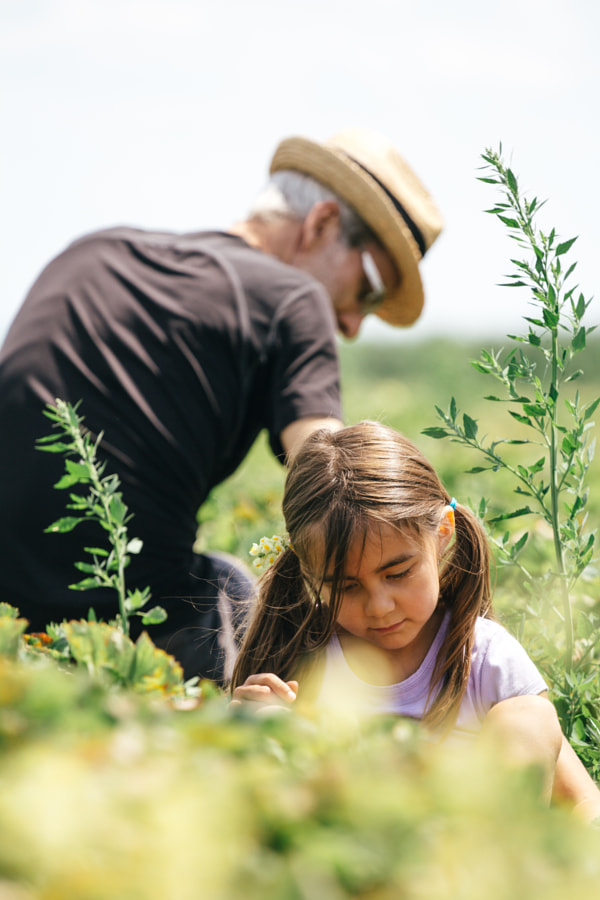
[364, 586, 395, 618]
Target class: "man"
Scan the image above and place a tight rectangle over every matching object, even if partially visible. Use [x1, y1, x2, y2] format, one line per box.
[0, 128, 443, 683]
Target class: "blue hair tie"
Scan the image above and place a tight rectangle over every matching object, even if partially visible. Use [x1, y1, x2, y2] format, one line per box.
[449, 498, 457, 510]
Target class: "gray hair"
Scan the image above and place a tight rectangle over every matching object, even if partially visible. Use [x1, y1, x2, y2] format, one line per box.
[248, 170, 375, 248]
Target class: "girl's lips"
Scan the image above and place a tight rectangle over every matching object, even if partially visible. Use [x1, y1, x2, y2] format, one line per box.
[371, 620, 405, 634]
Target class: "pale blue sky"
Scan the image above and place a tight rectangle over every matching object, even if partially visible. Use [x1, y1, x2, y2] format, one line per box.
[2, 0, 599, 343]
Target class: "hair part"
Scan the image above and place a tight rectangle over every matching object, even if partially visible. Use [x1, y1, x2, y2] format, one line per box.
[248, 170, 376, 248]
[231, 421, 492, 731]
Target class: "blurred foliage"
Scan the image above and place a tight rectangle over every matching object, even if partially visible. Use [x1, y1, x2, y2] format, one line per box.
[2, 603, 188, 700]
[1, 640, 600, 899]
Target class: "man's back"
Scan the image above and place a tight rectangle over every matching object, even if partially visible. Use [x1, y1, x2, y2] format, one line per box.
[0, 227, 340, 630]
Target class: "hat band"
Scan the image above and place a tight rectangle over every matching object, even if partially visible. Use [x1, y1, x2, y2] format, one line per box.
[342, 152, 427, 258]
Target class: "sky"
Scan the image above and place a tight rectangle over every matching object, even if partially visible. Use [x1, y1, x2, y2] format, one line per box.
[1, 0, 599, 345]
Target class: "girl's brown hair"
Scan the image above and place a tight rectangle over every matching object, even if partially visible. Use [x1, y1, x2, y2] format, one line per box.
[231, 421, 492, 730]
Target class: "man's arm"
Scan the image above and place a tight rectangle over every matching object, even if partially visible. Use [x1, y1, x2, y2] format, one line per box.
[280, 416, 343, 462]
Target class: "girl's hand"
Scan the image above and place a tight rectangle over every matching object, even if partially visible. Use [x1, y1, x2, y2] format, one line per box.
[230, 674, 298, 709]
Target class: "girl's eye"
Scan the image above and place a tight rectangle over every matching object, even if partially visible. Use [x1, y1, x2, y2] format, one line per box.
[340, 581, 360, 594]
[388, 567, 412, 580]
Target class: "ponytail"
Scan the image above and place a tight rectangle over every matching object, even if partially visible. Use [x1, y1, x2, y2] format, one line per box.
[424, 502, 493, 731]
[230, 548, 331, 690]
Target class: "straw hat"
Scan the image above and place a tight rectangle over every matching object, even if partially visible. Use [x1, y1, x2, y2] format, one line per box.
[269, 128, 443, 326]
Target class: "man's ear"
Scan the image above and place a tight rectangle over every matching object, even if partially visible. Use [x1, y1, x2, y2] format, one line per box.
[438, 507, 455, 555]
[298, 201, 341, 251]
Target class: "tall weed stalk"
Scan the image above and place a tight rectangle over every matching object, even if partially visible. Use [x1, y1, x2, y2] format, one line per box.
[423, 147, 600, 772]
[37, 399, 167, 635]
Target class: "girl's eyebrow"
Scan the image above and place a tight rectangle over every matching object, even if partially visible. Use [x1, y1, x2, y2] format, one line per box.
[322, 553, 416, 583]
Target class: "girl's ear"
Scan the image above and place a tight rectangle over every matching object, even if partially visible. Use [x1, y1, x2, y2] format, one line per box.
[438, 506, 455, 555]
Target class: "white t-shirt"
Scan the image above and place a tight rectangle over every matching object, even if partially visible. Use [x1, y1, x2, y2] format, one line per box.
[317, 615, 547, 739]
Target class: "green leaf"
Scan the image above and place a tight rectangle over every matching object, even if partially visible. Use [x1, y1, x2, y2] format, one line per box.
[562, 434, 578, 455]
[506, 168, 518, 193]
[542, 308, 559, 329]
[36, 440, 73, 454]
[125, 589, 147, 612]
[73, 562, 98, 574]
[511, 532, 529, 554]
[572, 327, 586, 352]
[575, 293, 586, 318]
[65, 459, 91, 479]
[45, 516, 82, 534]
[422, 427, 449, 440]
[583, 397, 600, 421]
[108, 494, 127, 524]
[488, 506, 532, 523]
[141, 606, 168, 626]
[522, 403, 546, 418]
[508, 411, 532, 426]
[498, 215, 519, 228]
[463, 414, 478, 440]
[52, 473, 80, 490]
[528, 458, 545, 474]
[555, 236, 578, 256]
[36, 433, 68, 445]
[68, 577, 102, 591]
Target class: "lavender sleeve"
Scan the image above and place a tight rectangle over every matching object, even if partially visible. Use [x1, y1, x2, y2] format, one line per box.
[466, 617, 548, 722]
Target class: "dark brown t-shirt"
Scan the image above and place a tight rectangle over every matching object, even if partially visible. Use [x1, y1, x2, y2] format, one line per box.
[0, 228, 341, 625]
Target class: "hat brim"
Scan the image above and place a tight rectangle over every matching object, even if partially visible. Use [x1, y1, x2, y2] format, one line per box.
[270, 136, 425, 327]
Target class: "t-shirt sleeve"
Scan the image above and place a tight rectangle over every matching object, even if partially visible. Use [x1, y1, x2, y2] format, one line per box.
[266, 281, 342, 458]
[470, 619, 548, 717]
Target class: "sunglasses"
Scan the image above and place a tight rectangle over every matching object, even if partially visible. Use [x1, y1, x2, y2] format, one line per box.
[359, 250, 386, 315]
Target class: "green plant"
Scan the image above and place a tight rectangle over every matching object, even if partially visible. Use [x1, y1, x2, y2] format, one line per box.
[424, 146, 598, 669]
[422, 147, 600, 776]
[37, 399, 167, 636]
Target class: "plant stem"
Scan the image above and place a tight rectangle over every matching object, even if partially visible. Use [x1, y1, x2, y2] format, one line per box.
[548, 302, 573, 669]
[72, 427, 130, 635]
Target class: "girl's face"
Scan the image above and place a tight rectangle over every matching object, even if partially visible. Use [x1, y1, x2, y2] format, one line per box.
[319, 521, 449, 677]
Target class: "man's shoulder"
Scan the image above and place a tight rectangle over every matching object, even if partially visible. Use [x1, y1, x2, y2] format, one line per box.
[198, 232, 322, 287]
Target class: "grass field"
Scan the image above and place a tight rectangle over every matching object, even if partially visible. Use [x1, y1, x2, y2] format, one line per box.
[198, 334, 600, 564]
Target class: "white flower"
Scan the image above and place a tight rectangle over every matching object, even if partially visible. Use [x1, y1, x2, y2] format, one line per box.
[248, 533, 291, 571]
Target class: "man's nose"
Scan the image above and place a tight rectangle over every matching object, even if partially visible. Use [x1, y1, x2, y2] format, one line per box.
[337, 311, 364, 339]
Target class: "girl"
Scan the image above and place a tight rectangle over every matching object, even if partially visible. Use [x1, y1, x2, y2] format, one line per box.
[231, 421, 600, 819]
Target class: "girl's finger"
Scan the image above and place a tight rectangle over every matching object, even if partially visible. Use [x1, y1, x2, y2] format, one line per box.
[232, 673, 297, 704]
